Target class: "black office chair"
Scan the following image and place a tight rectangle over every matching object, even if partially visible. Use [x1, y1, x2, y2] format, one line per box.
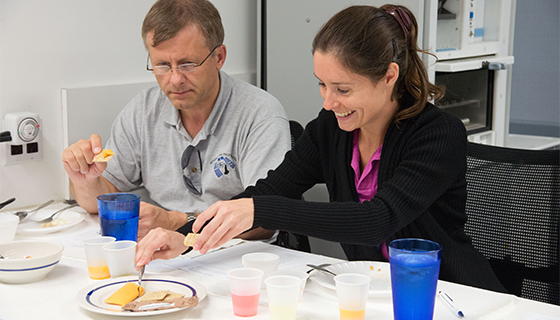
[274, 120, 311, 252]
[464, 142, 560, 305]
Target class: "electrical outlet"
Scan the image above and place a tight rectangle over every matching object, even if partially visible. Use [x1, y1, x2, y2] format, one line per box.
[2, 112, 43, 165]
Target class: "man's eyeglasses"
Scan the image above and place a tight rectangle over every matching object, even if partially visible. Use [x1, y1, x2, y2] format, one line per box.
[182, 145, 203, 196]
[147, 45, 219, 75]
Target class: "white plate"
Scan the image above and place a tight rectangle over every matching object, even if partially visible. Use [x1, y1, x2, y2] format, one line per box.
[312, 261, 391, 297]
[76, 275, 206, 317]
[15, 209, 85, 234]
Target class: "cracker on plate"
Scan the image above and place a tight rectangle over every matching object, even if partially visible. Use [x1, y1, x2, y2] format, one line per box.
[139, 290, 169, 302]
[92, 149, 114, 162]
[138, 290, 185, 302]
[184, 233, 199, 247]
[164, 292, 185, 300]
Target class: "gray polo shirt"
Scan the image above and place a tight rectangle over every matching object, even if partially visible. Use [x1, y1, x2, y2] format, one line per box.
[103, 71, 291, 213]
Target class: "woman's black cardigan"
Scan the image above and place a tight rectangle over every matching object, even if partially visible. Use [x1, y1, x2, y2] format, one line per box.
[236, 102, 506, 293]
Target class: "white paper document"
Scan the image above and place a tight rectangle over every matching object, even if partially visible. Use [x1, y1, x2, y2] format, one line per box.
[435, 281, 517, 320]
[164, 241, 325, 281]
[524, 313, 560, 320]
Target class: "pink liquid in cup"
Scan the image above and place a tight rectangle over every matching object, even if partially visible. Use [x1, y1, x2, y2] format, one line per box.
[228, 268, 264, 317]
[231, 293, 260, 317]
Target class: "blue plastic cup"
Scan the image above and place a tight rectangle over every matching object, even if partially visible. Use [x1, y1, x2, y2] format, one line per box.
[389, 238, 442, 320]
[97, 193, 140, 241]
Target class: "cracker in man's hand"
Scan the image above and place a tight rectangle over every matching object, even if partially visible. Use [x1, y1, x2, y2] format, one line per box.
[93, 149, 114, 162]
[184, 233, 199, 247]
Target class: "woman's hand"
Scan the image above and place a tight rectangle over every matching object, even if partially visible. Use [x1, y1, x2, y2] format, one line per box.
[134, 227, 187, 269]
[192, 198, 255, 254]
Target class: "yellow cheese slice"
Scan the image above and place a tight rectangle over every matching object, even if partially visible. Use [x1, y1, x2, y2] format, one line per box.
[104, 283, 145, 306]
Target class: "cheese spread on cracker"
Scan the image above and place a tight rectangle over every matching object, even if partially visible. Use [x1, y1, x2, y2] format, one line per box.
[92, 149, 114, 162]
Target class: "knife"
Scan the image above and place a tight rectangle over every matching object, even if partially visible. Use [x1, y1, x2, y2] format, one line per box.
[138, 265, 145, 290]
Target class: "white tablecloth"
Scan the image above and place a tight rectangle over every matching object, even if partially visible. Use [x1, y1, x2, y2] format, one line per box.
[1, 206, 559, 320]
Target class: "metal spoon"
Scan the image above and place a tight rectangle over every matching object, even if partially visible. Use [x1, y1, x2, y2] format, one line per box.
[306, 264, 337, 276]
[13, 199, 55, 222]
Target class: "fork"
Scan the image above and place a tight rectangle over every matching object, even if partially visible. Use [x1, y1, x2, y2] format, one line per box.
[306, 263, 332, 274]
[33, 203, 79, 224]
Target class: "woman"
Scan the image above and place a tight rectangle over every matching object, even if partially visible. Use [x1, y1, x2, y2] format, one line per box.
[136, 4, 506, 293]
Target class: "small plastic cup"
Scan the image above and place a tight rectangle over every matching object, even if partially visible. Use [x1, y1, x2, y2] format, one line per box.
[270, 269, 309, 301]
[103, 240, 137, 278]
[228, 268, 264, 317]
[242, 252, 280, 284]
[0, 214, 19, 244]
[334, 273, 371, 320]
[97, 193, 140, 241]
[265, 275, 301, 320]
[83, 236, 115, 280]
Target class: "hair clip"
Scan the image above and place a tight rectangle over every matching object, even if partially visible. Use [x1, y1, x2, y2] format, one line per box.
[386, 6, 412, 42]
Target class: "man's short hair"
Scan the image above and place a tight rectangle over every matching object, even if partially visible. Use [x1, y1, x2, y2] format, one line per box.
[142, 0, 224, 50]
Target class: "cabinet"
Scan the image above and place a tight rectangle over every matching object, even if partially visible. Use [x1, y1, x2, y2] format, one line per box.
[425, 0, 515, 146]
[260, 0, 538, 148]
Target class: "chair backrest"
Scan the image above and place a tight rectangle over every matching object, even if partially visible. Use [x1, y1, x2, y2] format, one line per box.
[274, 120, 311, 252]
[465, 142, 560, 305]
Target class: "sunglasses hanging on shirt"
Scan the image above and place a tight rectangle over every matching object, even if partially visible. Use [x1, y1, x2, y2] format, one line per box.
[181, 145, 203, 196]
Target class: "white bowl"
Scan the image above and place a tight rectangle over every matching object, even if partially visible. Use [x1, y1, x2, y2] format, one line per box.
[0, 240, 64, 283]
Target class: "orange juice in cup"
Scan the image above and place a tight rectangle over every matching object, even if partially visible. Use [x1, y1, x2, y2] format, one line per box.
[83, 236, 115, 280]
[87, 264, 111, 280]
[335, 274, 371, 320]
[339, 308, 366, 320]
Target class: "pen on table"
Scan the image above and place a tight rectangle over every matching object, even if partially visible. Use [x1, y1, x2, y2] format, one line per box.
[438, 290, 465, 318]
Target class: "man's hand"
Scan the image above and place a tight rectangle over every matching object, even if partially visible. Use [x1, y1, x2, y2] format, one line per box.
[62, 134, 107, 183]
[138, 202, 190, 241]
[62, 134, 118, 213]
[135, 227, 187, 269]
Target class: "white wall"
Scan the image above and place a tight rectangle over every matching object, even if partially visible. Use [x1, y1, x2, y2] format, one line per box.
[509, 0, 560, 137]
[0, 0, 258, 209]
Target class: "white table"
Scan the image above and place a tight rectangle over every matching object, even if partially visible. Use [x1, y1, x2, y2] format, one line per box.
[1, 205, 559, 320]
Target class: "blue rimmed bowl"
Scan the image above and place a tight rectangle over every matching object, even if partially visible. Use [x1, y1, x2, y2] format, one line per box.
[0, 240, 64, 283]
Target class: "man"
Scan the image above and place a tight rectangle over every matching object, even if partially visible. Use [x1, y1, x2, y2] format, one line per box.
[61, 0, 290, 241]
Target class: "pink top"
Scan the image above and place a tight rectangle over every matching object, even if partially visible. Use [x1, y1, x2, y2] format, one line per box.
[350, 130, 389, 261]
